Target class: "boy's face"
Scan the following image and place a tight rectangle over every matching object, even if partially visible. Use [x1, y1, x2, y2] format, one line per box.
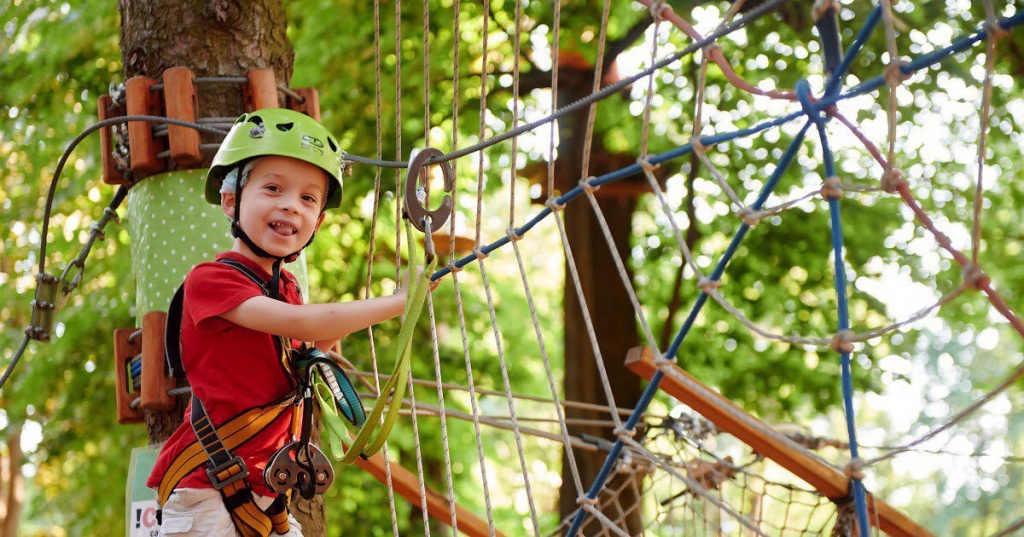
[221, 155, 328, 258]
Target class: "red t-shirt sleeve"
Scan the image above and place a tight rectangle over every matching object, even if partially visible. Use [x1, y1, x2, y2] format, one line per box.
[184, 263, 265, 330]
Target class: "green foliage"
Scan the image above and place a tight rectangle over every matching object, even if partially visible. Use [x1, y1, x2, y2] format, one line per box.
[1, 0, 1023, 534]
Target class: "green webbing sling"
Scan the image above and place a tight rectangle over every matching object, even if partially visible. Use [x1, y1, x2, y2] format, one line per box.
[316, 220, 435, 463]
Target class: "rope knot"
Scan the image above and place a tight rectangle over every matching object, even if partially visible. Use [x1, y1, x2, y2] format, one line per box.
[472, 247, 489, 261]
[505, 227, 523, 242]
[576, 496, 599, 508]
[579, 177, 600, 194]
[446, 259, 463, 274]
[880, 166, 906, 193]
[613, 427, 637, 440]
[701, 44, 723, 61]
[812, 0, 840, 21]
[843, 457, 867, 481]
[737, 206, 762, 227]
[962, 263, 990, 290]
[648, 0, 669, 22]
[830, 329, 855, 354]
[689, 136, 708, 153]
[654, 356, 676, 369]
[697, 277, 722, 293]
[820, 176, 844, 201]
[545, 197, 566, 211]
[637, 155, 660, 173]
[985, 20, 1010, 42]
[884, 62, 910, 88]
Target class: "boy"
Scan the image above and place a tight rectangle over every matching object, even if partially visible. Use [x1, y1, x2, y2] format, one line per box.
[147, 109, 427, 536]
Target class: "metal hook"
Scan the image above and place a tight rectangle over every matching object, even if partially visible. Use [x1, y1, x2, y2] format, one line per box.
[403, 147, 454, 234]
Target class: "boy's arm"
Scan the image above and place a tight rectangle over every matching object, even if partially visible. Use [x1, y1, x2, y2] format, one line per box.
[221, 293, 407, 342]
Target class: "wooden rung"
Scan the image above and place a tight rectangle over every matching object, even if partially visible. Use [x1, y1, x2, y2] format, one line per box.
[244, 68, 278, 111]
[140, 311, 176, 412]
[287, 87, 320, 121]
[125, 75, 165, 176]
[113, 328, 144, 425]
[162, 67, 202, 167]
[97, 94, 125, 185]
[625, 346, 933, 537]
[353, 440, 501, 537]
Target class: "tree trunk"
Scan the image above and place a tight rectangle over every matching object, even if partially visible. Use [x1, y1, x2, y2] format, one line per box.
[555, 71, 643, 535]
[0, 425, 23, 537]
[118, 1, 324, 534]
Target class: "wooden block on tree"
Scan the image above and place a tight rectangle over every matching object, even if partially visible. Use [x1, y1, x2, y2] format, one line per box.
[97, 94, 125, 185]
[141, 311, 176, 412]
[287, 87, 320, 121]
[163, 67, 202, 167]
[113, 328, 144, 425]
[125, 75, 165, 176]
[244, 68, 279, 111]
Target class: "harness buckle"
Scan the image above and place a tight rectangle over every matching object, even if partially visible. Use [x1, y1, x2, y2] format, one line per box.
[206, 455, 250, 490]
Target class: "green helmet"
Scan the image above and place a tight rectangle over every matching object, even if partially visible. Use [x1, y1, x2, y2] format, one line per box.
[206, 108, 344, 209]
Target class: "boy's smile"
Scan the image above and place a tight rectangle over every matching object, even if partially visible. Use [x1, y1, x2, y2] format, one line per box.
[222, 155, 329, 271]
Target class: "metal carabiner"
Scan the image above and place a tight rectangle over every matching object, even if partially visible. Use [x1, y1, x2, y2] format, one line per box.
[403, 147, 454, 234]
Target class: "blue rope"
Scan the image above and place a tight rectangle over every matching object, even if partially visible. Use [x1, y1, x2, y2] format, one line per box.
[798, 78, 871, 536]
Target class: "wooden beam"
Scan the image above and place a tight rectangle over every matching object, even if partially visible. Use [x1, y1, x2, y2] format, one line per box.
[353, 446, 501, 537]
[625, 346, 932, 537]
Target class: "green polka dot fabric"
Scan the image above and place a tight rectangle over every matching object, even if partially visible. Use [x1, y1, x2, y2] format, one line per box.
[126, 170, 310, 324]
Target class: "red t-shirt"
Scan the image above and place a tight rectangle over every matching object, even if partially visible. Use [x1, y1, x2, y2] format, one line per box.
[147, 251, 303, 498]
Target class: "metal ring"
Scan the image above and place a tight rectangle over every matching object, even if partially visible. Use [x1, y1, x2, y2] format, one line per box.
[403, 147, 454, 233]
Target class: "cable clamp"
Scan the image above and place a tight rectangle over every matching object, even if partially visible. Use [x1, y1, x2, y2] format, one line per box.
[884, 62, 910, 88]
[648, 0, 669, 22]
[880, 166, 906, 193]
[578, 177, 600, 195]
[505, 227, 524, 242]
[544, 197, 566, 211]
[697, 277, 722, 293]
[843, 457, 866, 481]
[737, 206, 762, 227]
[472, 247, 489, 261]
[830, 329, 855, 354]
[961, 263, 990, 290]
[820, 176, 844, 201]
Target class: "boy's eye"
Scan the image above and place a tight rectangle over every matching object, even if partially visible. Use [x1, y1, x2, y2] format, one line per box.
[265, 184, 281, 192]
[302, 196, 318, 203]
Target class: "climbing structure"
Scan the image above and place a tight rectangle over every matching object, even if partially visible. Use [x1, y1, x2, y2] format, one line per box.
[6, 0, 1023, 535]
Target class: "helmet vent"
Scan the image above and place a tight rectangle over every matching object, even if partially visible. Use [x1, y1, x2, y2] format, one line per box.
[276, 122, 294, 132]
[234, 114, 247, 124]
[248, 115, 264, 126]
[327, 137, 338, 152]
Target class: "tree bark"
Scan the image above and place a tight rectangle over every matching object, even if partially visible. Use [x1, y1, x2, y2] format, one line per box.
[0, 426, 23, 537]
[555, 69, 643, 535]
[118, 1, 325, 534]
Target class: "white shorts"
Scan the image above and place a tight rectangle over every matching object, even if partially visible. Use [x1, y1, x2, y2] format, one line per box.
[158, 488, 303, 536]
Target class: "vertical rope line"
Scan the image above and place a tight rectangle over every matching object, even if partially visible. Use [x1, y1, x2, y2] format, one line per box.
[424, 2, 463, 534]
[579, 0, 612, 179]
[410, 3, 434, 532]
[546, 0, 562, 199]
[640, 167, 705, 285]
[474, 0, 491, 244]
[508, 0, 522, 223]
[970, 32, 998, 265]
[550, 208, 624, 430]
[879, 0, 901, 179]
[509, 237, 586, 496]
[371, 1, 400, 531]
[450, 268, 497, 535]
[475, 257, 542, 535]
[395, 0, 404, 286]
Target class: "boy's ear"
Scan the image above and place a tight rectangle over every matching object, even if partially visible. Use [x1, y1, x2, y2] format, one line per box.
[221, 193, 236, 220]
[314, 211, 326, 234]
